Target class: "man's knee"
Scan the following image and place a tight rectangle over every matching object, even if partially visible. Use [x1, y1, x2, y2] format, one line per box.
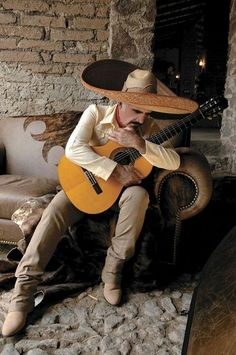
[120, 186, 150, 207]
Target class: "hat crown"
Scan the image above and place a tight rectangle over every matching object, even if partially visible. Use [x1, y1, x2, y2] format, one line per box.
[123, 69, 157, 93]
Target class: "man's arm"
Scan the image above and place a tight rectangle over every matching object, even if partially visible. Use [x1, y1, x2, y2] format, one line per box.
[142, 142, 180, 170]
[65, 105, 117, 181]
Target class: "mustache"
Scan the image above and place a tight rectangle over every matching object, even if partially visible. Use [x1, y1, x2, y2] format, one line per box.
[128, 122, 142, 126]
[127, 122, 142, 133]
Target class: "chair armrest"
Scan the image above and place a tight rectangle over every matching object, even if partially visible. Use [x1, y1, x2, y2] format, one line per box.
[152, 147, 212, 265]
[0, 142, 6, 174]
[154, 147, 213, 221]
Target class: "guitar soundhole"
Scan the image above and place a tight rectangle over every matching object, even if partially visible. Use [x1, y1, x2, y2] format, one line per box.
[113, 151, 132, 165]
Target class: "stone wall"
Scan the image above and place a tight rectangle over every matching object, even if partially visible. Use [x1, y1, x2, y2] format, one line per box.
[109, 0, 156, 69]
[0, 0, 156, 117]
[221, 0, 236, 174]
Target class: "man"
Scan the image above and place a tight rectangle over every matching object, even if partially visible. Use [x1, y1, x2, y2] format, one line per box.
[2, 60, 197, 337]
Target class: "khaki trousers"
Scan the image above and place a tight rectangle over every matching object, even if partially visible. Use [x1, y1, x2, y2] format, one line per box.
[9, 186, 149, 312]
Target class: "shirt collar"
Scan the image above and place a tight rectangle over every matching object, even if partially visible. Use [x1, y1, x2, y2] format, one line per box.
[98, 104, 118, 128]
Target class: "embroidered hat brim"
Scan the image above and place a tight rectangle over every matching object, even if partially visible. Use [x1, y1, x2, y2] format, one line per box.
[81, 59, 199, 114]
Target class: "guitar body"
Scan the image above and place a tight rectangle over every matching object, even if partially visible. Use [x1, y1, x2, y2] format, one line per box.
[58, 140, 153, 214]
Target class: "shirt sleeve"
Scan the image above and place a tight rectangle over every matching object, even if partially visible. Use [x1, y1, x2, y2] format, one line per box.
[140, 116, 180, 170]
[65, 105, 117, 181]
[142, 141, 180, 170]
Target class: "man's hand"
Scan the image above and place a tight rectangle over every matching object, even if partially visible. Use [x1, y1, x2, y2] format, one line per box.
[108, 126, 146, 154]
[111, 164, 144, 186]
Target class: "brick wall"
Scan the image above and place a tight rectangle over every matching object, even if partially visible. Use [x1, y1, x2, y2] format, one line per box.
[0, 0, 157, 117]
[0, 0, 111, 116]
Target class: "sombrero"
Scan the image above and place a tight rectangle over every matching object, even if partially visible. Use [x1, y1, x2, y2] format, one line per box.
[81, 59, 198, 114]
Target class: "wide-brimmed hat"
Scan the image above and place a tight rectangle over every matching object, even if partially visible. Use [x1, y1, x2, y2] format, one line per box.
[81, 59, 198, 114]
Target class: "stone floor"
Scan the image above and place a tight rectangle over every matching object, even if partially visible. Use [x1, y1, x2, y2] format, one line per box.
[0, 273, 198, 355]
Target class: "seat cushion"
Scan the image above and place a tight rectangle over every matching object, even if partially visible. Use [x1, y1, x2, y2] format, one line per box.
[0, 174, 58, 219]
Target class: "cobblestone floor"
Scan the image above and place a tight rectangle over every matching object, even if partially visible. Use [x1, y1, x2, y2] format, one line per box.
[0, 273, 198, 355]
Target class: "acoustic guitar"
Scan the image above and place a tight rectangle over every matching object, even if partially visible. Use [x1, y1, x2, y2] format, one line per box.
[58, 96, 228, 214]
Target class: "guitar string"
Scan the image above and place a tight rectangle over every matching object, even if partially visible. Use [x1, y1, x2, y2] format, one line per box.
[84, 170, 98, 185]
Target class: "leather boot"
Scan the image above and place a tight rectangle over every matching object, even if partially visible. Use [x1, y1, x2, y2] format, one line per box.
[103, 283, 122, 306]
[2, 311, 27, 337]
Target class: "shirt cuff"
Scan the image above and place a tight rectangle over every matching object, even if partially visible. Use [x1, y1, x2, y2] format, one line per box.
[95, 158, 117, 181]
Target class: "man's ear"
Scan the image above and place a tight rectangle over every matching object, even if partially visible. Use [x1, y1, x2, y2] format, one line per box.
[118, 102, 123, 112]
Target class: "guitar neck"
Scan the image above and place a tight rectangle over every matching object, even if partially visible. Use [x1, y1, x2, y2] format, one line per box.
[147, 108, 204, 145]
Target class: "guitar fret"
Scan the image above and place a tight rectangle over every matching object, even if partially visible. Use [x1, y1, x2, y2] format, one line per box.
[199, 109, 206, 120]
[171, 125, 180, 134]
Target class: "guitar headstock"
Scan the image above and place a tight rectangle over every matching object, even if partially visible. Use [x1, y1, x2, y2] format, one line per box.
[200, 96, 228, 119]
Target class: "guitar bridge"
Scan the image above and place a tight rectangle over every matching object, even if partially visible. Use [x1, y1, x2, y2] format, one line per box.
[93, 182, 102, 194]
[83, 168, 102, 195]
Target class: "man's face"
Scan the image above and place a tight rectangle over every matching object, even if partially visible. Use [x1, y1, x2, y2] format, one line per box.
[118, 103, 151, 127]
